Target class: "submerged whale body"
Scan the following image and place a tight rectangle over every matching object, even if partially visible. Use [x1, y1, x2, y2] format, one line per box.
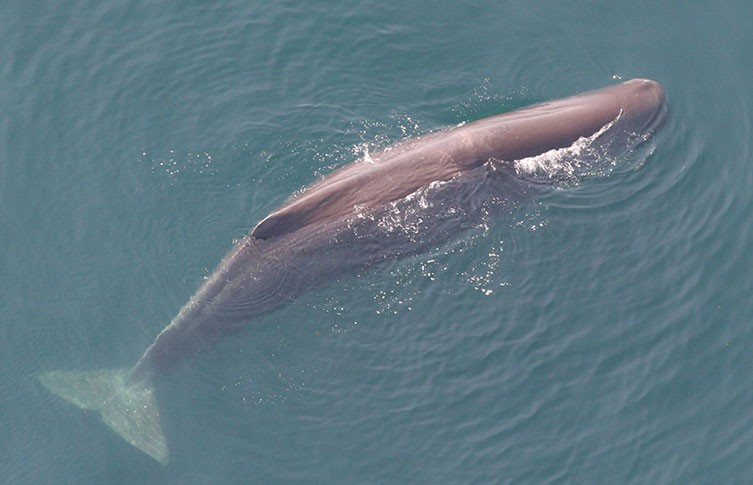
[38, 79, 666, 464]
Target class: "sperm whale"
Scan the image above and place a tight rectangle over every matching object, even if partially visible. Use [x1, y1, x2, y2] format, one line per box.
[38, 79, 666, 464]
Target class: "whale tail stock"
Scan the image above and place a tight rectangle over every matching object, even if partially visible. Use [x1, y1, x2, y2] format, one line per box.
[36, 368, 168, 464]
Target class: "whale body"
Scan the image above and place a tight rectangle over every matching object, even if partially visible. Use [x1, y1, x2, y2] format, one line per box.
[38, 79, 666, 464]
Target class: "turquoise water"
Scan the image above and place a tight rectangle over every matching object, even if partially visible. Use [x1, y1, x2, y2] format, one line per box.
[3, 1, 753, 483]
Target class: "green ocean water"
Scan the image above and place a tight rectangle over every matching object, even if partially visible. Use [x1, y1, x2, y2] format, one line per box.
[2, 1, 753, 483]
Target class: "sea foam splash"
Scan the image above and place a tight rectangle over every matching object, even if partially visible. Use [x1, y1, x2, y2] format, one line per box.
[512, 111, 656, 186]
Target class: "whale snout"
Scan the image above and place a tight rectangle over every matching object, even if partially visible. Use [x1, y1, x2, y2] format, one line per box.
[622, 78, 667, 132]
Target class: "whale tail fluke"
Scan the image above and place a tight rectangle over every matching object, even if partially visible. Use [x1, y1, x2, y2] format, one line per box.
[36, 368, 169, 464]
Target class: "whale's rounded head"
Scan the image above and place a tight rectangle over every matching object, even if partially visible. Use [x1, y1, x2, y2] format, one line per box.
[619, 78, 667, 132]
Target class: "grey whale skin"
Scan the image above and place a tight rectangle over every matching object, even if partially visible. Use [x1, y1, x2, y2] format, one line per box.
[38, 79, 666, 464]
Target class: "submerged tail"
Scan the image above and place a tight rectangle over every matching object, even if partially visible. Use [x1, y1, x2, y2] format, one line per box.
[36, 368, 168, 464]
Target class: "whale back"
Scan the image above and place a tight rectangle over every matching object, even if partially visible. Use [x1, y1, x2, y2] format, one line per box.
[251, 79, 665, 239]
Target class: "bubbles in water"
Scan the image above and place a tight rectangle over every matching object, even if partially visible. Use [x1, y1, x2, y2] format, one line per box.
[141, 148, 219, 183]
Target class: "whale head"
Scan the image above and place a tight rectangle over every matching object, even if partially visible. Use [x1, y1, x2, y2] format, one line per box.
[613, 78, 667, 134]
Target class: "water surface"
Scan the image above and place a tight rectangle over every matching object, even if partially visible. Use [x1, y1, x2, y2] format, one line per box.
[2, 1, 753, 483]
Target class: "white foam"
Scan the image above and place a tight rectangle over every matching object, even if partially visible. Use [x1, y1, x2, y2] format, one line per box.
[513, 111, 627, 183]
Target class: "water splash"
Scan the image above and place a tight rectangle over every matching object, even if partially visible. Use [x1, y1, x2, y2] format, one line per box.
[513, 111, 656, 186]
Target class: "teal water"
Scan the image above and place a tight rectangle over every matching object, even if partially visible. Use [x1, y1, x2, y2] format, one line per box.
[2, 1, 753, 483]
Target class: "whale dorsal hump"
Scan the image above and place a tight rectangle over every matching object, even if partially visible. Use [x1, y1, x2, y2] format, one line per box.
[250, 211, 296, 239]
